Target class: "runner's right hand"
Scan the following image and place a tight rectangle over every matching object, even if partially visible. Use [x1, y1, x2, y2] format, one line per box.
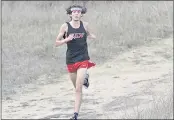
[65, 34, 74, 42]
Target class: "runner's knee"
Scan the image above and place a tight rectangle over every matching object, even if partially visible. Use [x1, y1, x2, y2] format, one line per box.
[75, 86, 82, 93]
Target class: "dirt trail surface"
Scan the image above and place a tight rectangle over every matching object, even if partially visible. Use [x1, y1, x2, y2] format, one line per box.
[2, 37, 173, 119]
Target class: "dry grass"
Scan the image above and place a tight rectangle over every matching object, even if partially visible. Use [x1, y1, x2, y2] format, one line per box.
[121, 91, 173, 119]
[2, 1, 173, 99]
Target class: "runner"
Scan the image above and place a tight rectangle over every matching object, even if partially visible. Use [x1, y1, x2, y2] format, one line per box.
[55, 4, 96, 120]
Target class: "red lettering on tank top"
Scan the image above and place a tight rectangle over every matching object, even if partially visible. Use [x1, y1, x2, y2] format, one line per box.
[73, 33, 85, 39]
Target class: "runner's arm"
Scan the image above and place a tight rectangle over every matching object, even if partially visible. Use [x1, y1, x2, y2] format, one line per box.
[86, 22, 96, 40]
[55, 24, 69, 47]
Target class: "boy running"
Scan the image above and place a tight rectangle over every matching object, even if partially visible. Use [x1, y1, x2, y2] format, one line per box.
[55, 4, 96, 120]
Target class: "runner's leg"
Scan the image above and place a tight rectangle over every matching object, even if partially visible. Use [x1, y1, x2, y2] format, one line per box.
[69, 72, 77, 88]
[74, 68, 87, 113]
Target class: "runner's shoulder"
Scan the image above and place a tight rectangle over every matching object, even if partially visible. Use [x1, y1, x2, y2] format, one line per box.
[60, 23, 68, 32]
[82, 21, 89, 30]
[82, 21, 89, 26]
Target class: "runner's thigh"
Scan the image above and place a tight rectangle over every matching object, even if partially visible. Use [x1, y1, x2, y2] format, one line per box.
[76, 68, 87, 85]
[69, 72, 77, 87]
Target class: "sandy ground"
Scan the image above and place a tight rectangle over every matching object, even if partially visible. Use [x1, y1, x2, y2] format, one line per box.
[2, 37, 173, 119]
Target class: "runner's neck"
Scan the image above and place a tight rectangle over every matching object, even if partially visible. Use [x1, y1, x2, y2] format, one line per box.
[70, 20, 81, 28]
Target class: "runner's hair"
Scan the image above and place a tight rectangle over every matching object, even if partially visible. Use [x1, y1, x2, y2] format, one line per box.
[66, 5, 87, 15]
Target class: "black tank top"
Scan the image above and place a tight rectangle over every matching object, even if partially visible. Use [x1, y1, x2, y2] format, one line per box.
[66, 21, 90, 64]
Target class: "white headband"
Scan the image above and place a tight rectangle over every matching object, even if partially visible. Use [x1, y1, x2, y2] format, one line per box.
[71, 7, 82, 11]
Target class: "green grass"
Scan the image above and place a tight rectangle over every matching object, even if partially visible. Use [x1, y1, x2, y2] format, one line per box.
[2, 1, 173, 98]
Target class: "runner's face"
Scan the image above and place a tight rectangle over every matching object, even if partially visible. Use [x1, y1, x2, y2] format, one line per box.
[70, 8, 82, 21]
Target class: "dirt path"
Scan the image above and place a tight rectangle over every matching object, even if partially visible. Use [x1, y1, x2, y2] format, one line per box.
[2, 37, 173, 119]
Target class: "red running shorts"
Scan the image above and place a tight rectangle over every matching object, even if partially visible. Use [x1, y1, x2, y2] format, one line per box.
[67, 60, 96, 73]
